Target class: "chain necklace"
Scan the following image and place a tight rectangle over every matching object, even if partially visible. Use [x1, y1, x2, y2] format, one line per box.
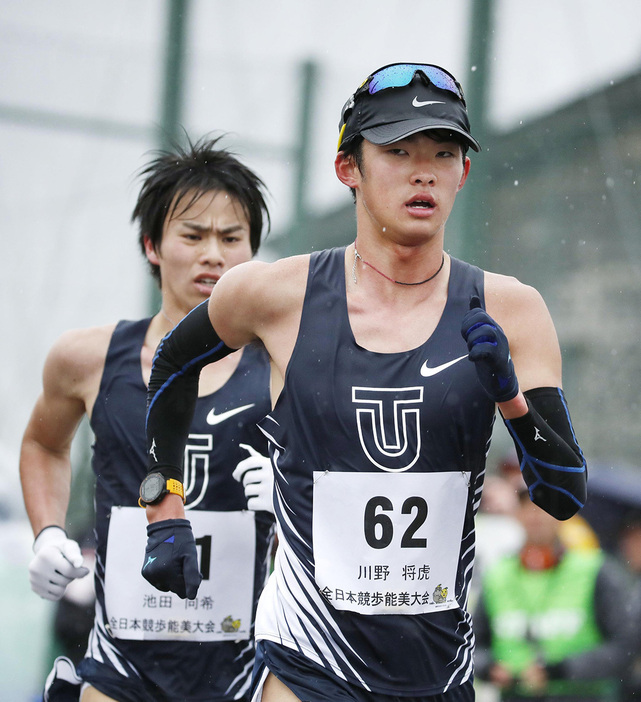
[160, 308, 178, 328]
[352, 243, 445, 286]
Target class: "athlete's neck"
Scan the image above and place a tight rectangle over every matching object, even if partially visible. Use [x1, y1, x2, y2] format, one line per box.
[351, 241, 446, 288]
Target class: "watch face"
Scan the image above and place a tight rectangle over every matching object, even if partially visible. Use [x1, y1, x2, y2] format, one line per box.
[140, 473, 166, 503]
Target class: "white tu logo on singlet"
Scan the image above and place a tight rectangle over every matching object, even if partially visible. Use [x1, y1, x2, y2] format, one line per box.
[352, 386, 423, 472]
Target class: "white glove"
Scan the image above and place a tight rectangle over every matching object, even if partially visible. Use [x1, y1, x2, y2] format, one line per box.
[29, 526, 90, 601]
[233, 444, 274, 514]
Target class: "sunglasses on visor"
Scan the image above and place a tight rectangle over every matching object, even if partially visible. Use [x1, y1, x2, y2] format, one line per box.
[360, 63, 466, 102]
[337, 63, 467, 150]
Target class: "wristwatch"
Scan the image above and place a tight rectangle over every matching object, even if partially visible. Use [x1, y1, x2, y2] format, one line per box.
[138, 472, 185, 507]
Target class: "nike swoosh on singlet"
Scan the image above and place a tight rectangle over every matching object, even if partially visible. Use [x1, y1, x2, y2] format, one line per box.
[412, 97, 446, 108]
[420, 354, 468, 378]
[206, 403, 255, 426]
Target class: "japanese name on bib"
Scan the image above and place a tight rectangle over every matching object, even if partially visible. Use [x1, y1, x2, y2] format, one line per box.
[105, 507, 256, 641]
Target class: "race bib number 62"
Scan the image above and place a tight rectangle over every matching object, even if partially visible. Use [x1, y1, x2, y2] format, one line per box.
[312, 471, 469, 615]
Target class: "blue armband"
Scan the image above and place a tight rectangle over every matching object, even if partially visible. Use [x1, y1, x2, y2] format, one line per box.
[503, 387, 587, 520]
[146, 301, 235, 480]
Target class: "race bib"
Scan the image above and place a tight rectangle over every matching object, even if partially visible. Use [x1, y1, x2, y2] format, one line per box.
[313, 471, 469, 615]
[105, 507, 256, 641]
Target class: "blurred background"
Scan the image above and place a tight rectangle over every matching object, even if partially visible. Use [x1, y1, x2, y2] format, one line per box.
[1, 0, 640, 699]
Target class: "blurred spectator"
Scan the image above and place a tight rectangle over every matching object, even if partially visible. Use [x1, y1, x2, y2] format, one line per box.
[474, 474, 525, 598]
[474, 489, 632, 701]
[617, 518, 641, 701]
[618, 518, 641, 574]
[492, 450, 600, 552]
[559, 513, 600, 553]
[475, 451, 598, 585]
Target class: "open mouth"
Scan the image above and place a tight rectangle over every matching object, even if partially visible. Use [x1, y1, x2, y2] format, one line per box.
[406, 197, 435, 211]
[194, 277, 218, 293]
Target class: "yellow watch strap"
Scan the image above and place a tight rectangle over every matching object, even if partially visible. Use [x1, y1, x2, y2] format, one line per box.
[138, 477, 185, 508]
[166, 478, 185, 503]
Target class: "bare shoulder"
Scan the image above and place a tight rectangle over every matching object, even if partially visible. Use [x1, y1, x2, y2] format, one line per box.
[209, 255, 311, 347]
[214, 255, 310, 308]
[483, 271, 561, 389]
[44, 323, 116, 399]
[483, 271, 549, 322]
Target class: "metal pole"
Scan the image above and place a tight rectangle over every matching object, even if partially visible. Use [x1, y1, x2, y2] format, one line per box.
[159, 0, 190, 148]
[289, 59, 317, 254]
[148, 0, 191, 312]
[453, 0, 494, 267]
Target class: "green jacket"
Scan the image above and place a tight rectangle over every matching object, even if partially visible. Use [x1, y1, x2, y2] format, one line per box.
[482, 549, 615, 697]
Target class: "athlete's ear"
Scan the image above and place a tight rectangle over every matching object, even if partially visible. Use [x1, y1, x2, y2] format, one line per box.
[335, 151, 360, 189]
[144, 235, 160, 266]
[457, 156, 471, 192]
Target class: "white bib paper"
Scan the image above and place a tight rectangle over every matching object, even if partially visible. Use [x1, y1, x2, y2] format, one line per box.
[313, 471, 469, 615]
[105, 507, 256, 641]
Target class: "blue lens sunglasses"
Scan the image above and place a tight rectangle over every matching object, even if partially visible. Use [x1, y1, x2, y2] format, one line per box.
[364, 63, 465, 101]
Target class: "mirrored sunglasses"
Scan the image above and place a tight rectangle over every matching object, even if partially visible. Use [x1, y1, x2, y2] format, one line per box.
[362, 63, 465, 102]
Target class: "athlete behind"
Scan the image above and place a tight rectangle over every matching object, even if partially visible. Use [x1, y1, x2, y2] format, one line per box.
[142, 64, 587, 701]
[20, 136, 275, 702]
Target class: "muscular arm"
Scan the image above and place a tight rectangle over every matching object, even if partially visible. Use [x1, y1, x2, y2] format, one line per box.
[144, 261, 275, 483]
[486, 275, 561, 417]
[145, 258, 307, 524]
[20, 327, 110, 535]
[141, 299, 243, 595]
[141, 258, 305, 597]
[20, 327, 109, 599]
[145, 301, 238, 484]
[463, 276, 586, 519]
[140, 301, 241, 599]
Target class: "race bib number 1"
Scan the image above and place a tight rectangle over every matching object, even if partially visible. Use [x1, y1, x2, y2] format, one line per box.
[105, 507, 256, 641]
[313, 471, 469, 615]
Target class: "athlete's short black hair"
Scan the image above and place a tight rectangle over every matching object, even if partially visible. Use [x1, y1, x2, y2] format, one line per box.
[132, 134, 270, 284]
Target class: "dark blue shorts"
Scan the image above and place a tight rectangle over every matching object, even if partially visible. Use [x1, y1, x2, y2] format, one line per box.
[77, 657, 250, 702]
[252, 640, 474, 702]
[77, 658, 166, 702]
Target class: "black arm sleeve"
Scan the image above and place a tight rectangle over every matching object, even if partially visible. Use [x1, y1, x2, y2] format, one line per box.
[503, 387, 587, 520]
[145, 301, 235, 481]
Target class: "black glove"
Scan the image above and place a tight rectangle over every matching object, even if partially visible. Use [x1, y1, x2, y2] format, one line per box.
[461, 295, 519, 403]
[142, 519, 202, 599]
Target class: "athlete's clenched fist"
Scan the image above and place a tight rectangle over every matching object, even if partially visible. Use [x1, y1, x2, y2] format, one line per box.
[461, 295, 519, 403]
